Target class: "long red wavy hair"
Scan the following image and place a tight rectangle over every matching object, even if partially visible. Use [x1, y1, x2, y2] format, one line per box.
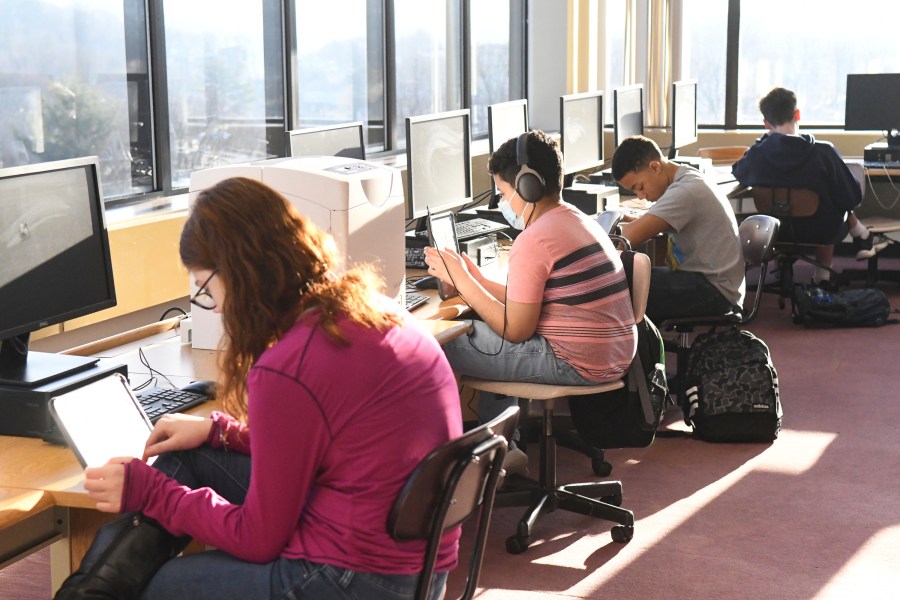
[180, 177, 400, 423]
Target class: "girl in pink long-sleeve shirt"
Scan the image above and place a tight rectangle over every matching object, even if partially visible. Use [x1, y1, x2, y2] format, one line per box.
[55, 177, 462, 600]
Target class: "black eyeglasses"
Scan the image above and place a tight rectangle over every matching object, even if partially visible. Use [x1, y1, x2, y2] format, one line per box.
[190, 270, 217, 310]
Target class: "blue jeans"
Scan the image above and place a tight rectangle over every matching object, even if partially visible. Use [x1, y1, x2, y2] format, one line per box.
[645, 268, 738, 323]
[77, 447, 447, 600]
[441, 320, 592, 437]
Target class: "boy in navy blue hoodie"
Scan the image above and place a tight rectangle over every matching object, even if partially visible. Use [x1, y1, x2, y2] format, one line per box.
[732, 87, 887, 287]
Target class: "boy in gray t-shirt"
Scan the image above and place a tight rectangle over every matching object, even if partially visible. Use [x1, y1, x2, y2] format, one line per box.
[611, 135, 745, 323]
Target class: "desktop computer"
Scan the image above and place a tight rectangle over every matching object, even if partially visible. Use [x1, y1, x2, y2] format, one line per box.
[864, 143, 900, 167]
[0, 361, 128, 443]
[188, 156, 405, 350]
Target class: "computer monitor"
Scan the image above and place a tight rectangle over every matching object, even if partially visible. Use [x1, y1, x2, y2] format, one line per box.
[613, 84, 644, 149]
[845, 73, 900, 147]
[405, 109, 473, 220]
[287, 122, 366, 159]
[559, 90, 604, 175]
[669, 80, 698, 159]
[0, 157, 116, 387]
[487, 99, 529, 202]
[488, 99, 529, 155]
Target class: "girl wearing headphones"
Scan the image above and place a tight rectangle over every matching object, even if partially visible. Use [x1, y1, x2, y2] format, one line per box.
[424, 130, 636, 470]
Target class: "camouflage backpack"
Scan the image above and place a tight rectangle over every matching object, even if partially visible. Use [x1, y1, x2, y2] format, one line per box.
[682, 327, 782, 443]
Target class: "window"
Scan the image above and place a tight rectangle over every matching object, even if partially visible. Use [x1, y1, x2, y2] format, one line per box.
[679, 0, 728, 126]
[295, 0, 385, 151]
[679, 0, 900, 128]
[163, 0, 282, 189]
[392, 0, 464, 148]
[604, 0, 627, 124]
[3, 1, 521, 205]
[738, 1, 900, 126]
[469, 0, 519, 137]
[0, 0, 151, 198]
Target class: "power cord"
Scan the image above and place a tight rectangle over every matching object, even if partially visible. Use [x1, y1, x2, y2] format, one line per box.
[159, 306, 188, 321]
[865, 168, 900, 211]
[137, 346, 177, 390]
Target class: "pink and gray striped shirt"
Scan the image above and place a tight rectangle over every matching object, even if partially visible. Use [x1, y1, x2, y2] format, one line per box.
[507, 202, 636, 382]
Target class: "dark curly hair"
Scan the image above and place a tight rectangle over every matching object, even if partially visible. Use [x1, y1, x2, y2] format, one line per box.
[487, 129, 563, 196]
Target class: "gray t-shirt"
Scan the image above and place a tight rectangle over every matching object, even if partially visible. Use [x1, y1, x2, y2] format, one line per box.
[646, 165, 745, 307]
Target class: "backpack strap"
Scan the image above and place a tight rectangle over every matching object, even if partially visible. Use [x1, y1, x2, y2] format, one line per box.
[619, 250, 659, 428]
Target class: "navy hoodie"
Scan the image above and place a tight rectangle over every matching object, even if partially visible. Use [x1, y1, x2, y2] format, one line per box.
[732, 132, 861, 215]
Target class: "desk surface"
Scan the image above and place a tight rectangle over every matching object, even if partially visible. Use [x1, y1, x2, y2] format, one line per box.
[0, 308, 470, 510]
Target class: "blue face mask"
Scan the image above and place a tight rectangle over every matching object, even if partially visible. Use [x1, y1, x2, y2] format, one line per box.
[498, 194, 526, 230]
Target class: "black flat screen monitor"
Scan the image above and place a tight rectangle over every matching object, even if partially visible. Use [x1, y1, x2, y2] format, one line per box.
[405, 109, 473, 220]
[613, 84, 644, 149]
[560, 91, 604, 175]
[845, 73, 900, 147]
[0, 157, 116, 387]
[487, 99, 529, 200]
[287, 122, 366, 159]
[669, 80, 698, 159]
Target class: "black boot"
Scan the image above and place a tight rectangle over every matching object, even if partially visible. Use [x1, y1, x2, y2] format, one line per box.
[55, 513, 189, 600]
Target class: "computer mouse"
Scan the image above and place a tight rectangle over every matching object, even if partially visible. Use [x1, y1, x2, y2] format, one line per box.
[180, 379, 217, 398]
[414, 275, 439, 290]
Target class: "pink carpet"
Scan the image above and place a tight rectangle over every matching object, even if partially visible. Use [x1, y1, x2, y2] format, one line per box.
[4, 264, 900, 599]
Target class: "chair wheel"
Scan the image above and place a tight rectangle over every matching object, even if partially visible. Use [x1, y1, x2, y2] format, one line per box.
[506, 534, 530, 554]
[592, 458, 612, 477]
[601, 493, 623, 506]
[611, 525, 633, 543]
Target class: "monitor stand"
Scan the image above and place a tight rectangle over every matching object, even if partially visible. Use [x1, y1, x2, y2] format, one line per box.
[0, 336, 99, 388]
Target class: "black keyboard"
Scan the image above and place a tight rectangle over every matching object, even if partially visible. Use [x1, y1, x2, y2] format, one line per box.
[454, 217, 508, 240]
[135, 387, 210, 423]
[405, 246, 426, 268]
[405, 292, 429, 311]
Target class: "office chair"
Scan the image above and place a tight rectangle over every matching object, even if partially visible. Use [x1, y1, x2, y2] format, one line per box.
[595, 209, 624, 235]
[387, 406, 518, 600]
[660, 214, 780, 406]
[459, 251, 651, 554]
[750, 187, 839, 308]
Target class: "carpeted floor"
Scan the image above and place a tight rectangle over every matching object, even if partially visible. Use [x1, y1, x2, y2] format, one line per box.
[4, 257, 900, 599]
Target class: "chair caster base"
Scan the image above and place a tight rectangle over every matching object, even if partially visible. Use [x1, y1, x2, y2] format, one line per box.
[611, 525, 634, 543]
[592, 458, 612, 477]
[601, 493, 623, 506]
[506, 534, 530, 554]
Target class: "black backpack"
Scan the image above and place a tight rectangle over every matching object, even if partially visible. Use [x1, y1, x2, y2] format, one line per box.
[568, 251, 669, 449]
[791, 284, 893, 328]
[682, 328, 782, 443]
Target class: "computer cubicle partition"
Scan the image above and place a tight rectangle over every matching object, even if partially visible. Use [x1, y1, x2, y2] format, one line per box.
[669, 80, 698, 160]
[559, 91, 604, 177]
[287, 122, 366, 159]
[613, 84, 645, 150]
[487, 99, 529, 204]
[405, 109, 474, 221]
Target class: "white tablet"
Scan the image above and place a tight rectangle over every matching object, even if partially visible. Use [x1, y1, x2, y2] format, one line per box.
[49, 373, 155, 468]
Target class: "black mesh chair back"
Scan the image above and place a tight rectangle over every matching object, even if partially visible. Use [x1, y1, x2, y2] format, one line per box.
[387, 406, 519, 600]
[751, 187, 835, 307]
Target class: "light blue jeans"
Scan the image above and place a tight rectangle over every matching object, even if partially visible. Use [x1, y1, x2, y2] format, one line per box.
[441, 320, 592, 438]
[73, 446, 447, 600]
